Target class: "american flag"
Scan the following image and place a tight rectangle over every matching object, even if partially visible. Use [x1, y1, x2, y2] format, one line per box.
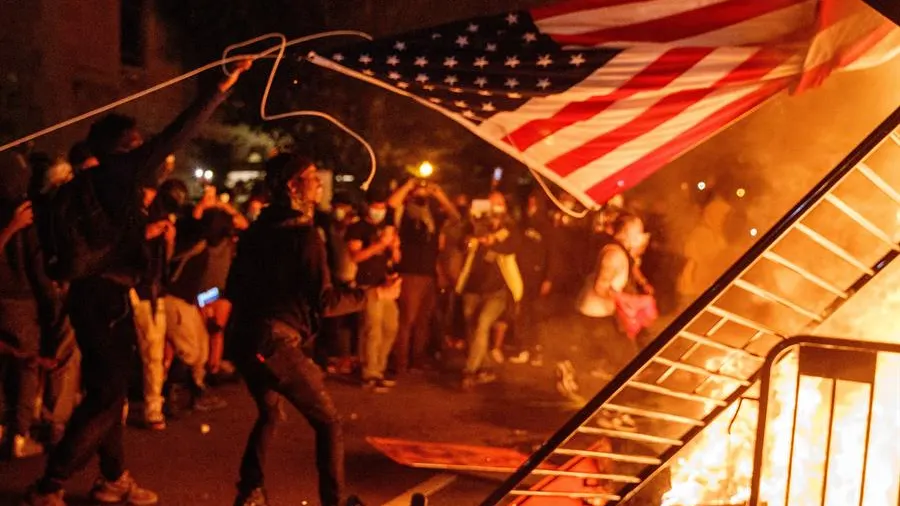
[309, 0, 899, 208]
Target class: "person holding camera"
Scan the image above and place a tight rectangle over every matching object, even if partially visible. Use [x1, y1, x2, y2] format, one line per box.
[387, 179, 460, 375]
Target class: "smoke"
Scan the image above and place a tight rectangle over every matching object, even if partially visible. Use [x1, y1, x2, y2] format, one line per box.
[631, 56, 900, 322]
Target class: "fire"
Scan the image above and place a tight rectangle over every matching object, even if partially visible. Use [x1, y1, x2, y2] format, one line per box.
[661, 356, 758, 506]
[662, 349, 900, 506]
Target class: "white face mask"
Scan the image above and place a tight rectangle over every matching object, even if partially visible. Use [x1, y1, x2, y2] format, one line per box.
[368, 208, 387, 223]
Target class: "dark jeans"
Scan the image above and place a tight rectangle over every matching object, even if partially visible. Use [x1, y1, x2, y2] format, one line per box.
[318, 313, 358, 362]
[394, 274, 436, 373]
[39, 277, 134, 492]
[237, 338, 344, 506]
[42, 319, 81, 442]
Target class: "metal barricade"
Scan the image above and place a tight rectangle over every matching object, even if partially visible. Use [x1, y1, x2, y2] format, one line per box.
[749, 336, 900, 506]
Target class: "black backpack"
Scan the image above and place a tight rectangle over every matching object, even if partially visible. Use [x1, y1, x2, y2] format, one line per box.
[35, 174, 121, 281]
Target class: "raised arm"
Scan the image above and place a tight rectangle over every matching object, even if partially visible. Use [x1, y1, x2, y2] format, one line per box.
[130, 60, 253, 188]
[429, 184, 461, 222]
[387, 179, 417, 209]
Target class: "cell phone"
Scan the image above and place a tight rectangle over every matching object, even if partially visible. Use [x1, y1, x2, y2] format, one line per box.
[197, 287, 220, 308]
[492, 167, 504, 182]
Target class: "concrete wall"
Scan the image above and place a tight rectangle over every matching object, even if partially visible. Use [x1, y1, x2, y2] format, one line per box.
[0, 0, 193, 156]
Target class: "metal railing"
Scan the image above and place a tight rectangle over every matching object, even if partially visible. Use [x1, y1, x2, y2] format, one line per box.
[481, 105, 900, 505]
[749, 336, 900, 506]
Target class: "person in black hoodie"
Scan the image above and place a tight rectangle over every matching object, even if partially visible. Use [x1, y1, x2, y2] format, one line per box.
[24, 60, 252, 506]
[226, 154, 401, 506]
[507, 191, 558, 367]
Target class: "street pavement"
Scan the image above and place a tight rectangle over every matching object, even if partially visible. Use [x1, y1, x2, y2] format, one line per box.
[0, 361, 582, 506]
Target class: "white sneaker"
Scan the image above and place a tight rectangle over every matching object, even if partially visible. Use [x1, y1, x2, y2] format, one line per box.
[555, 361, 581, 401]
[490, 348, 505, 364]
[508, 351, 530, 364]
[90, 471, 158, 505]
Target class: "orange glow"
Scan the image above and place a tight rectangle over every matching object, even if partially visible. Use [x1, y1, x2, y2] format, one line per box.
[663, 351, 900, 506]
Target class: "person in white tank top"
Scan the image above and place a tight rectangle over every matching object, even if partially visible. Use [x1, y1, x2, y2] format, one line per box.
[576, 215, 646, 318]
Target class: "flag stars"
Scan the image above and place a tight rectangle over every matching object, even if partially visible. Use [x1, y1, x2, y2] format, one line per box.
[431, 33, 442, 40]
[386, 55, 400, 66]
[455, 35, 469, 47]
[415, 73, 429, 83]
[523, 32, 537, 43]
[486, 43, 498, 52]
[474, 57, 489, 69]
[423, 84, 436, 91]
[504, 56, 521, 68]
[506, 13, 519, 25]
[397, 82, 410, 89]
[467, 23, 479, 33]
[429, 97, 442, 103]
[454, 100, 468, 108]
[536, 54, 553, 67]
[569, 53, 586, 67]
[481, 102, 496, 112]
[450, 87, 464, 93]
[414, 56, 428, 67]
[394, 41, 407, 51]
[474, 76, 488, 88]
[358, 54, 373, 65]
[462, 110, 477, 119]
[507, 92, 523, 99]
[478, 90, 493, 96]
[388, 71, 402, 80]
[444, 75, 459, 85]
[362, 69, 375, 76]
[536, 78, 551, 90]
[443, 56, 459, 68]
[505, 78, 520, 88]
[332, 53, 345, 62]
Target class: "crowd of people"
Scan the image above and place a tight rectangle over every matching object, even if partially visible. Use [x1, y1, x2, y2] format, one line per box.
[0, 59, 659, 506]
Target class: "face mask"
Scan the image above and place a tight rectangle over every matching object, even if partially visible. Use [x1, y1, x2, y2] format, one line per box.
[334, 208, 348, 221]
[368, 208, 387, 223]
[491, 206, 507, 216]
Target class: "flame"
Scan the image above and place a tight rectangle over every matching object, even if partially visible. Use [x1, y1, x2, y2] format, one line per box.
[662, 350, 900, 506]
[661, 356, 758, 506]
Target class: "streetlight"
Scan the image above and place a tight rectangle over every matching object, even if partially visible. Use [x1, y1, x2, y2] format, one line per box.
[418, 161, 434, 178]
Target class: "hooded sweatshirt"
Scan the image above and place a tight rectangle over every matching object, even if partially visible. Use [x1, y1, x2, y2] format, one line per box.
[226, 205, 371, 353]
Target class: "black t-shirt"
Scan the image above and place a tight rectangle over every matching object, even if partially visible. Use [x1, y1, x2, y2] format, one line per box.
[395, 204, 446, 277]
[463, 218, 519, 295]
[346, 219, 393, 286]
